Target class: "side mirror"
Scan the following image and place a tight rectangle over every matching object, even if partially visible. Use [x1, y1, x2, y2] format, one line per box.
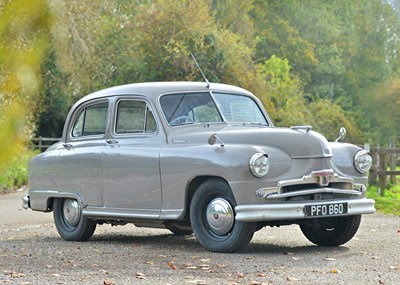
[208, 133, 224, 147]
[335, 127, 346, 142]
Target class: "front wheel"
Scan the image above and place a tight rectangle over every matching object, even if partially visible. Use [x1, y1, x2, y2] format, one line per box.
[53, 198, 96, 241]
[190, 179, 256, 253]
[300, 215, 361, 246]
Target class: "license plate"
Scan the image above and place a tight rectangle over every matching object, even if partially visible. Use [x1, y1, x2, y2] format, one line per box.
[304, 202, 348, 217]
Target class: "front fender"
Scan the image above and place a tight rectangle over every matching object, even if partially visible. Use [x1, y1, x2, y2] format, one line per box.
[159, 144, 291, 214]
[329, 142, 367, 184]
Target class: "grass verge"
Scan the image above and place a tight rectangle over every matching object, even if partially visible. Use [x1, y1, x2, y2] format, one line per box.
[367, 185, 400, 216]
[0, 150, 37, 194]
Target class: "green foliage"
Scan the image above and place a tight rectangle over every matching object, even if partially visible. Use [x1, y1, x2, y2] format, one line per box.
[2, 0, 398, 146]
[0, 150, 36, 193]
[0, 0, 50, 170]
[307, 98, 360, 141]
[367, 185, 400, 216]
[257, 55, 308, 126]
[358, 78, 400, 144]
[35, 48, 69, 138]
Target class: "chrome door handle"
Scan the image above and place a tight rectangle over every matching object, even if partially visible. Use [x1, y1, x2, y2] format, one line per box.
[106, 139, 118, 144]
[62, 143, 73, 150]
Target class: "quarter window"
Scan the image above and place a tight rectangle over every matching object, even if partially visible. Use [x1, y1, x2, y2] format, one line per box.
[115, 100, 156, 134]
[72, 101, 108, 137]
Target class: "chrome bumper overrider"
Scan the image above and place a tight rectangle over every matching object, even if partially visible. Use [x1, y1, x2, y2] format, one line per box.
[235, 198, 375, 222]
[22, 195, 30, 209]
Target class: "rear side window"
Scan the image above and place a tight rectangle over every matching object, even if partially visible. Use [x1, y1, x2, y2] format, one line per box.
[72, 101, 108, 137]
[115, 99, 156, 134]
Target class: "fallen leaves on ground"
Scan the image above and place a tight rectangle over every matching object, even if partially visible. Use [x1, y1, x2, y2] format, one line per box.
[103, 280, 115, 285]
[135, 272, 146, 280]
[249, 281, 262, 285]
[287, 276, 300, 281]
[328, 269, 341, 274]
[167, 261, 177, 270]
[9, 272, 26, 278]
[186, 280, 206, 285]
[216, 264, 226, 268]
[198, 263, 209, 267]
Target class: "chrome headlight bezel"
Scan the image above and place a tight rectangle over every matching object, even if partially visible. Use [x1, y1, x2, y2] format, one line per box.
[249, 153, 270, 178]
[354, 150, 372, 174]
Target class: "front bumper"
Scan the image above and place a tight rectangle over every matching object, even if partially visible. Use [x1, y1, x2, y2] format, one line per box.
[235, 198, 375, 222]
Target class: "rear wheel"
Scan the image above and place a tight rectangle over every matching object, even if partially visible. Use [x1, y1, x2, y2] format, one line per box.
[190, 179, 256, 253]
[53, 198, 96, 241]
[300, 215, 361, 246]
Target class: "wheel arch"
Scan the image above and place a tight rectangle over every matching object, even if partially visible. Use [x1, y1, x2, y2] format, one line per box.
[29, 190, 85, 212]
[184, 175, 231, 220]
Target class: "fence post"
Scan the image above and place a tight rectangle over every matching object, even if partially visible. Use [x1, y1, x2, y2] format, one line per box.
[378, 149, 387, 197]
[38, 136, 43, 152]
[389, 144, 397, 185]
[369, 146, 378, 185]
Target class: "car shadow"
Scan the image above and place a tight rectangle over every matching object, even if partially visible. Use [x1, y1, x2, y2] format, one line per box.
[82, 230, 350, 255]
[246, 242, 350, 255]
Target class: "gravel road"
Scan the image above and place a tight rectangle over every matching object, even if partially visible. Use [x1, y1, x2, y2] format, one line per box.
[1, 190, 399, 285]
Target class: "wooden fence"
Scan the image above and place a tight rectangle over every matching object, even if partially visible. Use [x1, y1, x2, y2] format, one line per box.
[30, 137, 60, 152]
[369, 145, 400, 195]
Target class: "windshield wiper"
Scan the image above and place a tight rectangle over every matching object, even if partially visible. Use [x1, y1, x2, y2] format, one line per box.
[172, 121, 195, 127]
[242, 122, 269, 127]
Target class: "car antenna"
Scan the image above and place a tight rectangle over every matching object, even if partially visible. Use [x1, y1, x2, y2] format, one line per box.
[190, 52, 210, 88]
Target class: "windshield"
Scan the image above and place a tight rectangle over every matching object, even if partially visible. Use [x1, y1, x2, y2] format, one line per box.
[160, 92, 267, 126]
[212, 93, 267, 125]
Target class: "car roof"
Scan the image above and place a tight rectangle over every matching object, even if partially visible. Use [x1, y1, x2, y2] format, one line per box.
[74, 81, 254, 106]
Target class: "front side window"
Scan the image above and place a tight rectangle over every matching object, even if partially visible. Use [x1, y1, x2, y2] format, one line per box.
[115, 100, 156, 134]
[72, 101, 108, 137]
[160, 93, 223, 126]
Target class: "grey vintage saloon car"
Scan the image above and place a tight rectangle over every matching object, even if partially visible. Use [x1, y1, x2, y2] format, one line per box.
[23, 82, 375, 252]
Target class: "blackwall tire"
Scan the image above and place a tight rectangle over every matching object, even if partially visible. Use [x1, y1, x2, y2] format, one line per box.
[300, 215, 361, 246]
[190, 178, 256, 253]
[53, 198, 96, 241]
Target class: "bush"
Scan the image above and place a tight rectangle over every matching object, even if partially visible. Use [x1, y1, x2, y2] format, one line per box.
[0, 150, 37, 193]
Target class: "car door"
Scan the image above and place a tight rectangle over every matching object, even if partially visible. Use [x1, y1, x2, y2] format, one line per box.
[101, 98, 163, 217]
[58, 99, 109, 207]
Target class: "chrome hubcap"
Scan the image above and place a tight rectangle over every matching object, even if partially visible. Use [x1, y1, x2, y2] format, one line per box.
[206, 198, 234, 235]
[63, 199, 80, 226]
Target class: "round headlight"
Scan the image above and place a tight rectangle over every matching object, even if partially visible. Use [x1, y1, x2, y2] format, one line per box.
[354, 150, 372, 173]
[249, 153, 270, 177]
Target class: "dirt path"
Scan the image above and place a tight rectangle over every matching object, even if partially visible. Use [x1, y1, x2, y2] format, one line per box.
[1, 190, 399, 285]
